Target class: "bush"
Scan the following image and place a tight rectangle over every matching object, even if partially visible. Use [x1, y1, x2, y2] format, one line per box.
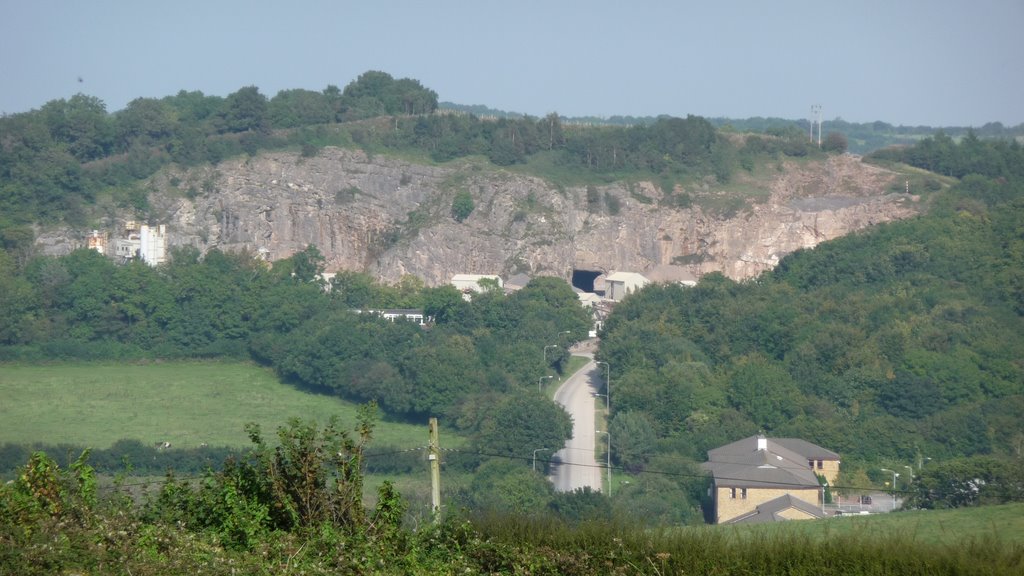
[451, 190, 475, 222]
[822, 131, 849, 153]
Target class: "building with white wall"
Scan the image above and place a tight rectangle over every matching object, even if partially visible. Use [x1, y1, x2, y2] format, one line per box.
[605, 271, 649, 301]
[139, 224, 168, 266]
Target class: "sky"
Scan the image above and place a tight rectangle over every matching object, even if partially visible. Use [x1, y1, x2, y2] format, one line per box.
[1, 0, 1022, 127]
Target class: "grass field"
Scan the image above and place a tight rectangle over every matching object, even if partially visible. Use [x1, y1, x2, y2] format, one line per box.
[0, 361, 445, 450]
[703, 502, 1024, 547]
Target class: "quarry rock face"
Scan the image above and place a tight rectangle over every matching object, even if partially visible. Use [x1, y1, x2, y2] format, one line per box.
[40, 148, 920, 285]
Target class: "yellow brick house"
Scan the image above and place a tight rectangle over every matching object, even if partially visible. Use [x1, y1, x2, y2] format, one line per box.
[702, 434, 840, 524]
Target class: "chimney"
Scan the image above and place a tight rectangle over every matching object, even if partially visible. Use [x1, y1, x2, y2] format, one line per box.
[756, 434, 768, 451]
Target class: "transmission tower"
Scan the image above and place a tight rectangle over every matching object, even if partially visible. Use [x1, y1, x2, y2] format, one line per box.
[811, 104, 822, 147]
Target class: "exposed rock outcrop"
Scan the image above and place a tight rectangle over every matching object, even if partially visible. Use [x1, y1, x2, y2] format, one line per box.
[38, 148, 920, 285]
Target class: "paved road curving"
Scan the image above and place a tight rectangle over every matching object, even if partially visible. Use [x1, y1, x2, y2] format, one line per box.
[549, 354, 606, 493]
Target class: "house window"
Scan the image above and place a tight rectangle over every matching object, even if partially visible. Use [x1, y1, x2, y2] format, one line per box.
[817, 460, 824, 469]
[741, 488, 748, 499]
[730, 488, 737, 499]
[808, 459, 815, 469]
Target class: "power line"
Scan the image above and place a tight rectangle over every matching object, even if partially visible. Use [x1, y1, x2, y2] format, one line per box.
[24, 442, 939, 500]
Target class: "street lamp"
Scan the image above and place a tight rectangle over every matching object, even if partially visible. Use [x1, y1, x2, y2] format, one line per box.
[596, 430, 611, 497]
[544, 344, 560, 363]
[532, 448, 549, 472]
[880, 468, 900, 510]
[538, 375, 554, 392]
[593, 393, 608, 410]
[595, 361, 610, 411]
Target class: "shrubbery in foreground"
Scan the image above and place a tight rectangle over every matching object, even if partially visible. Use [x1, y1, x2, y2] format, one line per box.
[3, 417, 1022, 575]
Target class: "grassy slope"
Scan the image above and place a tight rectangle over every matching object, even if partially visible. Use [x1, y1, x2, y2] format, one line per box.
[696, 503, 1024, 547]
[0, 361, 441, 450]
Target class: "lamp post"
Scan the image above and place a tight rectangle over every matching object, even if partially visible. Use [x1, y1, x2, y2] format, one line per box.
[593, 393, 608, 410]
[532, 448, 548, 472]
[596, 430, 611, 496]
[538, 375, 554, 392]
[595, 361, 610, 411]
[881, 468, 900, 511]
[543, 344, 559, 363]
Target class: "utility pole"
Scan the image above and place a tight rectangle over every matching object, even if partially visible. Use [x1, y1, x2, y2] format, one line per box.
[596, 430, 611, 497]
[815, 103, 823, 146]
[817, 106, 823, 148]
[596, 361, 610, 412]
[429, 417, 441, 522]
[809, 107, 814, 142]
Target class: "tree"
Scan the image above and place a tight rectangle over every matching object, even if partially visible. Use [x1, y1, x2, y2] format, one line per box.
[451, 190, 474, 222]
[396, 332, 485, 416]
[222, 86, 268, 133]
[422, 285, 470, 325]
[544, 112, 565, 150]
[40, 93, 114, 161]
[273, 245, 325, 283]
[268, 88, 333, 129]
[0, 249, 36, 344]
[330, 270, 381, 308]
[905, 456, 1024, 509]
[340, 71, 438, 120]
[473, 394, 573, 471]
[612, 474, 699, 526]
[116, 97, 177, 148]
[878, 370, 944, 419]
[467, 459, 554, 513]
[608, 411, 657, 472]
[548, 487, 610, 524]
[727, 353, 802, 431]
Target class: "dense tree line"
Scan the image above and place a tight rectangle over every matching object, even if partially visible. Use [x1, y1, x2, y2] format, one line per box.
[0, 71, 438, 240]
[595, 134, 1024, 496]
[0, 242, 589, 461]
[440, 102, 1024, 155]
[1, 71, 843, 255]
[870, 130, 1024, 181]
[4, 67, 1016, 253]
[714, 117, 1024, 155]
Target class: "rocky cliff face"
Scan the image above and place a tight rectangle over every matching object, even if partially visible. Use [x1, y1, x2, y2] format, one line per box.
[41, 148, 921, 286]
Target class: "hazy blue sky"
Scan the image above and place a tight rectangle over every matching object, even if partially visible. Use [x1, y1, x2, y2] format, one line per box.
[2, 0, 1021, 126]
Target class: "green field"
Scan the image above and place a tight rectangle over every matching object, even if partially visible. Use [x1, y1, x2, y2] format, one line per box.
[0, 361, 441, 450]
[701, 502, 1024, 547]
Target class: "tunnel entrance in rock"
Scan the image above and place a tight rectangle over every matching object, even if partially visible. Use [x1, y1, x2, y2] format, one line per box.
[572, 269, 602, 294]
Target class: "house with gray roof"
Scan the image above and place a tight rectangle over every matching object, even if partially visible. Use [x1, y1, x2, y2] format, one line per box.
[702, 434, 840, 524]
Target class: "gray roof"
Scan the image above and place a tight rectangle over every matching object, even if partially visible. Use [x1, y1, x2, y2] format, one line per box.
[708, 435, 838, 462]
[702, 435, 834, 489]
[726, 494, 825, 524]
[505, 273, 532, 289]
[701, 453, 820, 489]
[771, 438, 840, 460]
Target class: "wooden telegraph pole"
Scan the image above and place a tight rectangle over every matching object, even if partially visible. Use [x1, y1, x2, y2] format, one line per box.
[428, 417, 441, 522]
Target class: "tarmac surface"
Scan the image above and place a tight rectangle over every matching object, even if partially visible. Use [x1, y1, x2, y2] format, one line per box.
[549, 354, 606, 493]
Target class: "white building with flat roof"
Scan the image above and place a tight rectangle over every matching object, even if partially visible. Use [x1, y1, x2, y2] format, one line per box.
[605, 271, 649, 301]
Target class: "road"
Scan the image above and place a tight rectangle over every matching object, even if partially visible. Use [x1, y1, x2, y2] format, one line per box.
[549, 354, 606, 493]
